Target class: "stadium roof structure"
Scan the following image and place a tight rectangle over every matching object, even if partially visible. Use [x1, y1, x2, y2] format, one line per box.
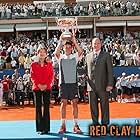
[0, 24, 14, 32]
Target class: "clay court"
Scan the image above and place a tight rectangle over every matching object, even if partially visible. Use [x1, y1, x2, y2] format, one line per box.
[0, 102, 140, 121]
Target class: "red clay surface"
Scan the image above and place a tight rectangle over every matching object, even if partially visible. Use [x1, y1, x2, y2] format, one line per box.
[0, 102, 140, 121]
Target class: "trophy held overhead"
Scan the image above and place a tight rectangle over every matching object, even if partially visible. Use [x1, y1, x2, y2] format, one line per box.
[56, 17, 78, 40]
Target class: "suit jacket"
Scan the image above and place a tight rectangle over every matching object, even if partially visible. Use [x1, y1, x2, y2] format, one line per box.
[30, 62, 54, 91]
[85, 51, 113, 92]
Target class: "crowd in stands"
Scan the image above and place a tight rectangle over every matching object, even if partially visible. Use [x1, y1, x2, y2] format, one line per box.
[0, 30, 140, 108]
[0, 69, 34, 107]
[0, 0, 140, 19]
[0, 31, 140, 71]
[99, 32, 140, 66]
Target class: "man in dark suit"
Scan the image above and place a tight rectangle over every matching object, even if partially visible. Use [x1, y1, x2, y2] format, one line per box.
[85, 38, 113, 125]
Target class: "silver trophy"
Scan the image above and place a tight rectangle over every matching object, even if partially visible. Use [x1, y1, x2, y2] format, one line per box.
[56, 17, 78, 40]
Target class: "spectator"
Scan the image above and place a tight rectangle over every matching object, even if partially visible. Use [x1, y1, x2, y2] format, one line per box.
[115, 77, 122, 103]
[15, 77, 24, 105]
[0, 47, 7, 58]
[126, 0, 132, 15]
[135, 50, 140, 66]
[0, 79, 3, 109]
[125, 50, 133, 66]
[120, 72, 128, 103]
[130, 74, 137, 102]
[31, 52, 39, 62]
[5, 54, 12, 69]
[0, 56, 5, 69]
[24, 54, 32, 69]
[11, 75, 17, 101]
[11, 58, 17, 69]
[12, 69, 20, 79]
[18, 53, 25, 68]
[23, 70, 30, 82]
[11, 48, 18, 60]
[52, 73, 59, 105]
[2, 75, 10, 106]
[135, 74, 140, 101]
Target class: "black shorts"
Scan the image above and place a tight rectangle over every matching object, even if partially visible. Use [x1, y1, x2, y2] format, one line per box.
[131, 86, 136, 93]
[59, 83, 78, 100]
[117, 89, 122, 95]
[121, 86, 127, 94]
[127, 88, 132, 95]
[135, 87, 140, 94]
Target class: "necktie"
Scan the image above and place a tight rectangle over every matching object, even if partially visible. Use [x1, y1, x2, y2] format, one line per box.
[93, 53, 98, 64]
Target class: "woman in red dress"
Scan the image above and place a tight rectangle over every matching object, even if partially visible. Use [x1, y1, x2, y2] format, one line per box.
[30, 46, 54, 135]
